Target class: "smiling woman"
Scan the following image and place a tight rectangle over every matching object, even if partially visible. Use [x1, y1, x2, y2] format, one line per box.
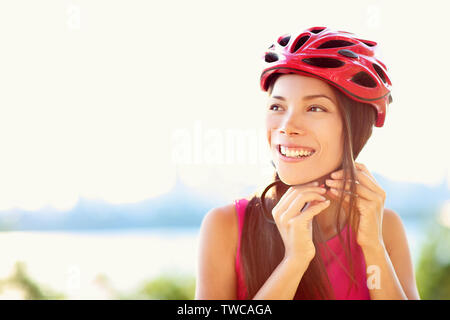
[195, 26, 420, 300]
[266, 74, 346, 187]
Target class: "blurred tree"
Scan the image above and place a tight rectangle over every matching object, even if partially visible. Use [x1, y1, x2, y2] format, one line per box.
[0, 261, 65, 299]
[118, 272, 196, 300]
[416, 219, 450, 299]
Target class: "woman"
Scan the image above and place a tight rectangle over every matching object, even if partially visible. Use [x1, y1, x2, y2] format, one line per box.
[195, 26, 420, 300]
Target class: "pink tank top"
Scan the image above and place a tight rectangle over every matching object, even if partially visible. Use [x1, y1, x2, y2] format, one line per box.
[234, 198, 371, 300]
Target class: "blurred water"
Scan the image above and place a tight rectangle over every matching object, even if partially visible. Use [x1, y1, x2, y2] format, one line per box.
[0, 227, 200, 299]
[0, 219, 425, 299]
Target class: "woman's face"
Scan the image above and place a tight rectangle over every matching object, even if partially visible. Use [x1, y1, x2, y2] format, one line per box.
[266, 73, 344, 186]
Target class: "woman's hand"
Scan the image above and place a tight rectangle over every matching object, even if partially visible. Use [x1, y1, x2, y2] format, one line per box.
[272, 181, 331, 264]
[325, 162, 386, 250]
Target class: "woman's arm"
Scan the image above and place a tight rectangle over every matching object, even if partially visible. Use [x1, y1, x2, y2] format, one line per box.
[195, 204, 239, 299]
[252, 256, 309, 300]
[361, 208, 421, 300]
[195, 203, 313, 300]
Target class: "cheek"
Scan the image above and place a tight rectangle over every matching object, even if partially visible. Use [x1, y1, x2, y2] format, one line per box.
[315, 118, 343, 150]
[265, 117, 276, 129]
[266, 130, 271, 147]
[266, 117, 278, 147]
[322, 127, 344, 157]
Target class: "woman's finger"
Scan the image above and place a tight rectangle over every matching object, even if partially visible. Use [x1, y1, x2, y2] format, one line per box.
[355, 162, 376, 182]
[326, 178, 375, 200]
[291, 199, 331, 223]
[332, 165, 383, 195]
[273, 183, 322, 215]
[280, 192, 327, 223]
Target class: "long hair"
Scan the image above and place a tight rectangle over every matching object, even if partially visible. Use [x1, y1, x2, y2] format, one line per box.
[239, 73, 377, 299]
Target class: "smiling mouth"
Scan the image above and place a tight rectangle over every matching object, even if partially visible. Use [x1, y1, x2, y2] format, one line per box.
[277, 144, 316, 159]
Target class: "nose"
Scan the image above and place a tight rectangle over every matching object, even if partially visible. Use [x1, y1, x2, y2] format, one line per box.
[279, 113, 306, 136]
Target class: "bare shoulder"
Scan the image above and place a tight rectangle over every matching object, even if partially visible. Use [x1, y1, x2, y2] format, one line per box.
[200, 202, 239, 255]
[381, 207, 421, 299]
[195, 202, 240, 299]
[383, 207, 403, 229]
[383, 207, 402, 224]
[203, 202, 238, 232]
[382, 207, 406, 254]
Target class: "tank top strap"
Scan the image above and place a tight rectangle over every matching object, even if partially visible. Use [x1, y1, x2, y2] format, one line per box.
[235, 198, 249, 240]
[234, 198, 249, 299]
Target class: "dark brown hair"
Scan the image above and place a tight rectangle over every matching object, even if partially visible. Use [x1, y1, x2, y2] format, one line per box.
[239, 73, 377, 299]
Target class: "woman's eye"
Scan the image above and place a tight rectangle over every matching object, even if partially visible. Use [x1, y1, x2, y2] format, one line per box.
[268, 104, 327, 112]
[269, 104, 281, 111]
[308, 105, 326, 112]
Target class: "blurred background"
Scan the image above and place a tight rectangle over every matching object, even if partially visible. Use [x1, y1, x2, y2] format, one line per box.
[0, 0, 449, 299]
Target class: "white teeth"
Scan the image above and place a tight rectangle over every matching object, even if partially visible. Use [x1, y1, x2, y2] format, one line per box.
[280, 145, 314, 158]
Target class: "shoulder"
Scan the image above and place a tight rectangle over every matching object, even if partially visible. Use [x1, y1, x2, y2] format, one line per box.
[382, 207, 403, 229]
[381, 207, 421, 299]
[196, 202, 241, 299]
[200, 197, 253, 248]
[200, 202, 240, 253]
[382, 207, 406, 254]
[383, 207, 402, 225]
[203, 202, 239, 228]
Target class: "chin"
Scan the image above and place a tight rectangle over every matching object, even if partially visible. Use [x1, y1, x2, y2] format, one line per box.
[274, 160, 332, 187]
[275, 168, 314, 186]
[271, 147, 338, 186]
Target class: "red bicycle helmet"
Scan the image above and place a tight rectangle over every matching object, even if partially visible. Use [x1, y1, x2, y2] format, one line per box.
[260, 26, 393, 127]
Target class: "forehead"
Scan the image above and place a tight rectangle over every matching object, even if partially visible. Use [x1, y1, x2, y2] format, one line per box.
[270, 73, 337, 104]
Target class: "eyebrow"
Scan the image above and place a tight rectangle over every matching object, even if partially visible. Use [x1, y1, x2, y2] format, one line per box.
[271, 94, 335, 104]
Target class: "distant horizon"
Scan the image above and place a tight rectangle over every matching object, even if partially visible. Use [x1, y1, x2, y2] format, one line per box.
[1, 169, 449, 214]
[0, 169, 447, 232]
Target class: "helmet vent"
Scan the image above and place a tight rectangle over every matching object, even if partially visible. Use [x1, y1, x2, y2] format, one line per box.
[338, 49, 358, 58]
[302, 57, 345, 68]
[265, 52, 279, 63]
[361, 40, 376, 47]
[278, 35, 291, 47]
[351, 71, 377, 88]
[291, 35, 310, 53]
[317, 40, 355, 49]
[310, 28, 326, 34]
[372, 63, 387, 83]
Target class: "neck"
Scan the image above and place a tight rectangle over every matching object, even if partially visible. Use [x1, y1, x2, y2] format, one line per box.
[315, 185, 349, 241]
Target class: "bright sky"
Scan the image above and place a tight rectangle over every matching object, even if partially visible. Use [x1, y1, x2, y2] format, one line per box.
[0, 0, 449, 212]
